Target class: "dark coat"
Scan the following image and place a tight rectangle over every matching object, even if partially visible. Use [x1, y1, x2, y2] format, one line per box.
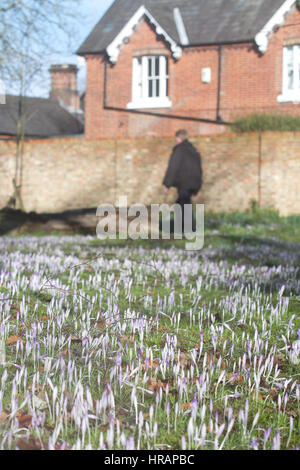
[163, 139, 203, 192]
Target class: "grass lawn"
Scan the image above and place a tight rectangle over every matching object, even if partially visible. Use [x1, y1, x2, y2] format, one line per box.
[0, 208, 300, 450]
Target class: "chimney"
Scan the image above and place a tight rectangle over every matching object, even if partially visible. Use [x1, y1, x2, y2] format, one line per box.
[49, 64, 81, 112]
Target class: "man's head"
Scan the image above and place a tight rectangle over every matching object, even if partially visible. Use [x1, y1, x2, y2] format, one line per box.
[175, 129, 189, 144]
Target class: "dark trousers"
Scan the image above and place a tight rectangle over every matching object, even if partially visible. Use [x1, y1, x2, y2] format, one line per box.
[176, 189, 196, 232]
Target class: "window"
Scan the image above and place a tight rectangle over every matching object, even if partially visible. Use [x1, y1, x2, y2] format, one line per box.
[127, 55, 172, 109]
[278, 44, 300, 102]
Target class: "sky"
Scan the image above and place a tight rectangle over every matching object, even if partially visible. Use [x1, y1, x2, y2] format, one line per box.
[60, 0, 114, 95]
[33, 0, 115, 97]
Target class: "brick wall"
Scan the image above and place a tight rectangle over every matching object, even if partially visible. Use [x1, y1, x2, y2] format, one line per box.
[1, 132, 300, 216]
[84, 6, 300, 139]
[50, 65, 80, 110]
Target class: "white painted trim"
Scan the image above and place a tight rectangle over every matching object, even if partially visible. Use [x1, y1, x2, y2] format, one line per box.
[255, 0, 296, 53]
[159, 55, 167, 98]
[173, 7, 189, 46]
[128, 55, 170, 109]
[106, 5, 182, 64]
[277, 92, 300, 102]
[278, 43, 300, 102]
[132, 57, 142, 102]
[201, 67, 211, 83]
[127, 97, 172, 109]
[57, 98, 83, 115]
[0, 79, 6, 105]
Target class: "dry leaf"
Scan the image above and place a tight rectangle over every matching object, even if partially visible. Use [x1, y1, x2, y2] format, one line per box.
[228, 373, 243, 384]
[16, 435, 64, 450]
[206, 353, 226, 368]
[94, 319, 106, 331]
[287, 410, 298, 418]
[157, 326, 167, 332]
[60, 349, 71, 356]
[181, 402, 192, 410]
[273, 354, 286, 366]
[119, 336, 135, 344]
[260, 376, 269, 389]
[140, 360, 159, 371]
[251, 391, 264, 402]
[10, 303, 20, 312]
[16, 437, 42, 450]
[28, 384, 43, 392]
[70, 335, 81, 342]
[0, 412, 8, 423]
[147, 378, 166, 392]
[99, 424, 109, 432]
[17, 414, 32, 427]
[44, 423, 55, 432]
[178, 352, 192, 367]
[7, 336, 24, 345]
[116, 408, 129, 417]
[269, 388, 278, 400]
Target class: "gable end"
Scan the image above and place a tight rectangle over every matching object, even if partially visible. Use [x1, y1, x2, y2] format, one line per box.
[106, 4, 182, 64]
[255, 0, 297, 53]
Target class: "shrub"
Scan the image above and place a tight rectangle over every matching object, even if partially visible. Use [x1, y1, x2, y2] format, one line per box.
[230, 113, 300, 133]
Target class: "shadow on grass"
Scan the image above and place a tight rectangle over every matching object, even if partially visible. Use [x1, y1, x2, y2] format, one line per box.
[219, 233, 299, 250]
[0, 207, 98, 236]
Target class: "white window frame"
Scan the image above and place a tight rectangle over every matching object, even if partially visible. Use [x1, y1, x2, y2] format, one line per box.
[127, 55, 172, 109]
[277, 44, 300, 103]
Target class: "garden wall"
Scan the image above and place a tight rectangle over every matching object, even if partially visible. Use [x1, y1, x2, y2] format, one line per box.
[0, 132, 300, 216]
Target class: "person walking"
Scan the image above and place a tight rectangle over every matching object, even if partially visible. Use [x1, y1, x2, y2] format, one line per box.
[163, 129, 203, 232]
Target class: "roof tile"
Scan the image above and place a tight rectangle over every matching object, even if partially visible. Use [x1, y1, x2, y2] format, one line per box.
[77, 0, 288, 54]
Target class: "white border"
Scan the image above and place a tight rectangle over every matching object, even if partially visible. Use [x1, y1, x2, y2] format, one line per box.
[127, 97, 172, 109]
[277, 43, 300, 102]
[255, 0, 296, 53]
[0, 79, 6, 105]
[127, 55, 172, 109]
[173, 7, 189, 46]
[106, 5, 182, 64]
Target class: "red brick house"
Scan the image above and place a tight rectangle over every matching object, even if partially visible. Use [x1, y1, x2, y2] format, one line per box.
[78, 0, 300, 138]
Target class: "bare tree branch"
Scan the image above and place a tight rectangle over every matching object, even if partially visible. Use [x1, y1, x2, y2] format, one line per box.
[0, 0, 85, 210]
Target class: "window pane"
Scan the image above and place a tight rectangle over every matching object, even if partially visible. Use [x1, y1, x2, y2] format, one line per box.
[155, 57, 160, 76]
[148, 57, 152, 77]
[139, 55, 170, 99]
[288, 66, 294, 90]
[288, 47, 294, 89]
[287, 46, 293, 66]
[156, 79, 160, 97]
[137, 58, 142, 98]
[148, 79, 153, 98]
